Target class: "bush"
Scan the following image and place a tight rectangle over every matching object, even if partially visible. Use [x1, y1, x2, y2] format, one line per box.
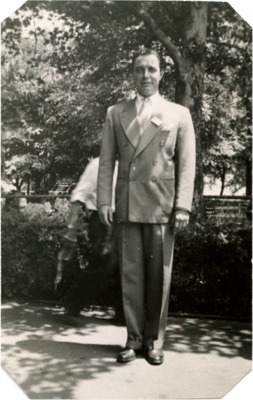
[1, 203, 252, 320]
[170, 221, 252, 320]
[1, 200, 119, 309]
[1, 200, 72, 300]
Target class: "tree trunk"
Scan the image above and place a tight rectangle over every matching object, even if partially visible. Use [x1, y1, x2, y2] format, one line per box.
[34, 174, 43, 192]
[245, 157, 252, 196]
[176, 2, 208, 214]
[14, 177, 23, 191]
[219, 167, 226, 196]
[27, 178, 30, 195]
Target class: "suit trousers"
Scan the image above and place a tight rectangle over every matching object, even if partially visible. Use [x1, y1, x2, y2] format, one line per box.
[117, 222, 175, 350]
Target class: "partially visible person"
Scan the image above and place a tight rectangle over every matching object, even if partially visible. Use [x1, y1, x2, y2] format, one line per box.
[1, 179, 27, 211]
[61, 157, 118, 262]
[56, 157, 123, 323]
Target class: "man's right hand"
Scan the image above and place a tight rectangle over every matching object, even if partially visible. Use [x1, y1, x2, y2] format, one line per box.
[98, 205, 113, 226]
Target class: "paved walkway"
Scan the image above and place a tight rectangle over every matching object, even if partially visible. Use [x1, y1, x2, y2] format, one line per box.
[1, 302, 252, 399]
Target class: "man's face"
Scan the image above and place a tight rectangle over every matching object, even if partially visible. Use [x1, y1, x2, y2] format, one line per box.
[133, 54, 163, 98]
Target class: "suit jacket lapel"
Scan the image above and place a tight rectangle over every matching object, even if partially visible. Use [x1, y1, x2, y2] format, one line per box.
[119, 100, 138, 147]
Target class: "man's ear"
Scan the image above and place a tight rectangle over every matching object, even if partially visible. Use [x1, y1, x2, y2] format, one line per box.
[159, 70, 165, 81]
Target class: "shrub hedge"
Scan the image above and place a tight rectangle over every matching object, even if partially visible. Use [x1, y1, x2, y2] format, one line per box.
[171, 221, 252, 320]
[1, 200, 71, 300]
[1, 202, 252, 320]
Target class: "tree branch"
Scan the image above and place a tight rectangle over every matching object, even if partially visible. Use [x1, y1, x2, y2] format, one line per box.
[135, 9, 181, 61]
[117, 2, 186, 79]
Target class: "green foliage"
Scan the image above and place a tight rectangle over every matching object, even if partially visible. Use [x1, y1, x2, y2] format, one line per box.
[202, 70, 251, 194]
[1, 1, 176, 189]
[2, 204, 251, 319]
[1, 200, 71, 299]
[1, 1, 252, 195]
[203, 2, 252, 194]
[171, 221, 252, 319]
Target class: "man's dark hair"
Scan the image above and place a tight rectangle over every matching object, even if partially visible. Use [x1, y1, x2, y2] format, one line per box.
[131, 48, 162, 70]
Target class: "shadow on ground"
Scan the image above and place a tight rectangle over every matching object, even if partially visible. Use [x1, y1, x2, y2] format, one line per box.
[1, 303, 124, 398]
[1, 302, 252, 399]
[164, 317, 252, 360]
[5, 341, 122, 399]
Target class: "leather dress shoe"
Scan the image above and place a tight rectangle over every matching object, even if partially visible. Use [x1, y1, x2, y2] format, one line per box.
[145, 348, 164, 365]
[117, 348, 136, 363]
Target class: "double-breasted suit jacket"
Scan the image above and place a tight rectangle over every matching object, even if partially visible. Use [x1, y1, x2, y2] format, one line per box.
[97, 95, 196, 221]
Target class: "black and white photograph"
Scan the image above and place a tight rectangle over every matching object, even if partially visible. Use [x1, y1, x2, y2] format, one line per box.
[1, 1, 252, 399]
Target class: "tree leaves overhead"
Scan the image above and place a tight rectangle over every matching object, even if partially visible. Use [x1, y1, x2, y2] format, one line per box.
[1, 1, 251, 195]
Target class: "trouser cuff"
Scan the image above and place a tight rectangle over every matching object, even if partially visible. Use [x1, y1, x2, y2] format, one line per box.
[126, 339, 143, 350]
[144, 340, 164, 350]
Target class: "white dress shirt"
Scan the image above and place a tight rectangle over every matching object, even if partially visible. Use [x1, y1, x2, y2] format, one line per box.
[70, 157, 118, 211]
[135, 91, 161, 115]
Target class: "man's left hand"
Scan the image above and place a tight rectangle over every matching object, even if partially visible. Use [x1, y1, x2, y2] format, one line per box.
[170, 210, 190, 231]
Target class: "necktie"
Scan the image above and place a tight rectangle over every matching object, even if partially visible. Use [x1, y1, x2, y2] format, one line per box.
[126, 97, 151, 147]
[138, 98, 151, 136]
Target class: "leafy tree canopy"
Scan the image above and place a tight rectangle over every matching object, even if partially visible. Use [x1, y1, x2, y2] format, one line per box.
[1, 1, 251, 196]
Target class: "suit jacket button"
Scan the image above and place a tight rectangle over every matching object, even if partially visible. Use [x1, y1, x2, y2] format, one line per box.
[153, 160, 157, 165]
[151, 177, 157, 181]
[160, 141, 165, 146]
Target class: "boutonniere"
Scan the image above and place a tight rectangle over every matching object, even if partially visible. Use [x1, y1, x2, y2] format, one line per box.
[151, 116, 162, 127]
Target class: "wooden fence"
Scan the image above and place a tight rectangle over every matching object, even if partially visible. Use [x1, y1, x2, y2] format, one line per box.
[2, 193, 252, 227]
[203, 196, 251, 226]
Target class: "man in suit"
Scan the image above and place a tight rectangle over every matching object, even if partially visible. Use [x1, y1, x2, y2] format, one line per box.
[97, 48, 195, 365]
